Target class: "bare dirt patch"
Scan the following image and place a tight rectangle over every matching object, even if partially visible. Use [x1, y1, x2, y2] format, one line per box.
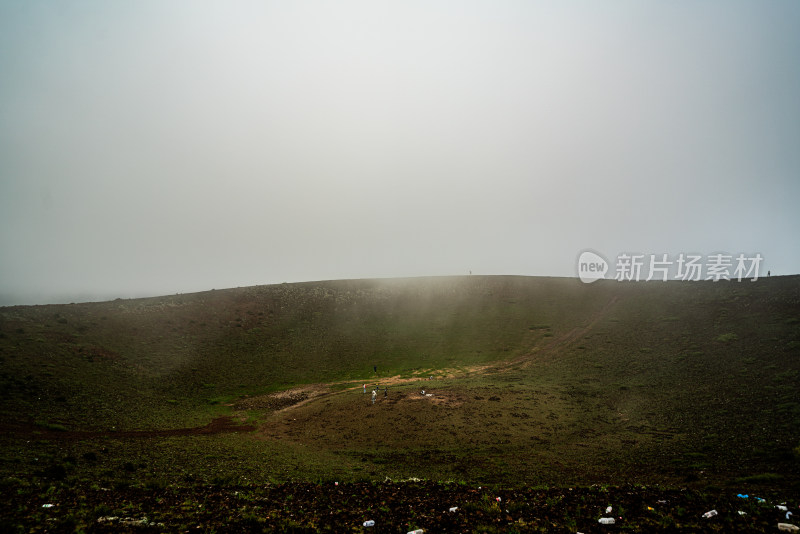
[233, 384, 333, 413]
[233, 393, 308, 411]
[0, 416, 255, 440]
[399, 390, 466, 408]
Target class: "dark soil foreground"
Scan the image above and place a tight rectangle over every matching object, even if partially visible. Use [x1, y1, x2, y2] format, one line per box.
[2, 481, 797, 533]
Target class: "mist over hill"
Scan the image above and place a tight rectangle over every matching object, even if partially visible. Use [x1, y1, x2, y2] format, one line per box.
[1, 275, 798, 490]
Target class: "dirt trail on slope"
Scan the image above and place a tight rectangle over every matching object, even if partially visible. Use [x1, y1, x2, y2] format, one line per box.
[2, 416, 255, 441]
[233, 384, 336, 415]
[259, 295, 622, 415]
[424, 294, 622, 378]
[9, 296, 621, 439]
[523, 294, 620, 362]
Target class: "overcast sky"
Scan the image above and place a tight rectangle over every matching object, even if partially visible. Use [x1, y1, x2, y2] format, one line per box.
[1, 1, 798, 305]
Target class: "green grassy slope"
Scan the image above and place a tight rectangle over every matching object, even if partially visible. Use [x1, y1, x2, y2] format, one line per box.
[0, 276, 590, 428]
[0, 275, 798, 489]
[255, 277, 800, 487]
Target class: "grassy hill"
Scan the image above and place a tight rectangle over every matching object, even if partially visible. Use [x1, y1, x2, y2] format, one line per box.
[1, 275, 799, 493]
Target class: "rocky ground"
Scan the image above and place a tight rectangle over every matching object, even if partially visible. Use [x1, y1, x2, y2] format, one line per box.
[2, 481, 797, 533]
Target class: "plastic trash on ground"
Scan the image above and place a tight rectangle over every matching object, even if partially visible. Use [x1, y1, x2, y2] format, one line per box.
[96, 516, 163, 527]
[448, 507, 458, 513]
[598, 517, 615, 525]
[407, 530, 424, 534]
[363, 519, 375, 527]
[778, 505, 790, 512]
[606, 506, 612, 514]
[702, 510, 718, 519]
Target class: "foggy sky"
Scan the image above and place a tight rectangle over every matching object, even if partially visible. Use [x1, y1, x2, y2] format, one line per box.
[2, 1, 799, 305]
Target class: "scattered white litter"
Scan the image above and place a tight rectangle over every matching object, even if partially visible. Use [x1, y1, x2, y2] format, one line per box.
[96, 516, 164, 527]
[363, 519, 375, 527]
[605, 506, 613, 514]
[449, 507, 458, 513]
[702, 509, 718, 519]
[41, 504, 55, 509]
[598, 517, 615, 525]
